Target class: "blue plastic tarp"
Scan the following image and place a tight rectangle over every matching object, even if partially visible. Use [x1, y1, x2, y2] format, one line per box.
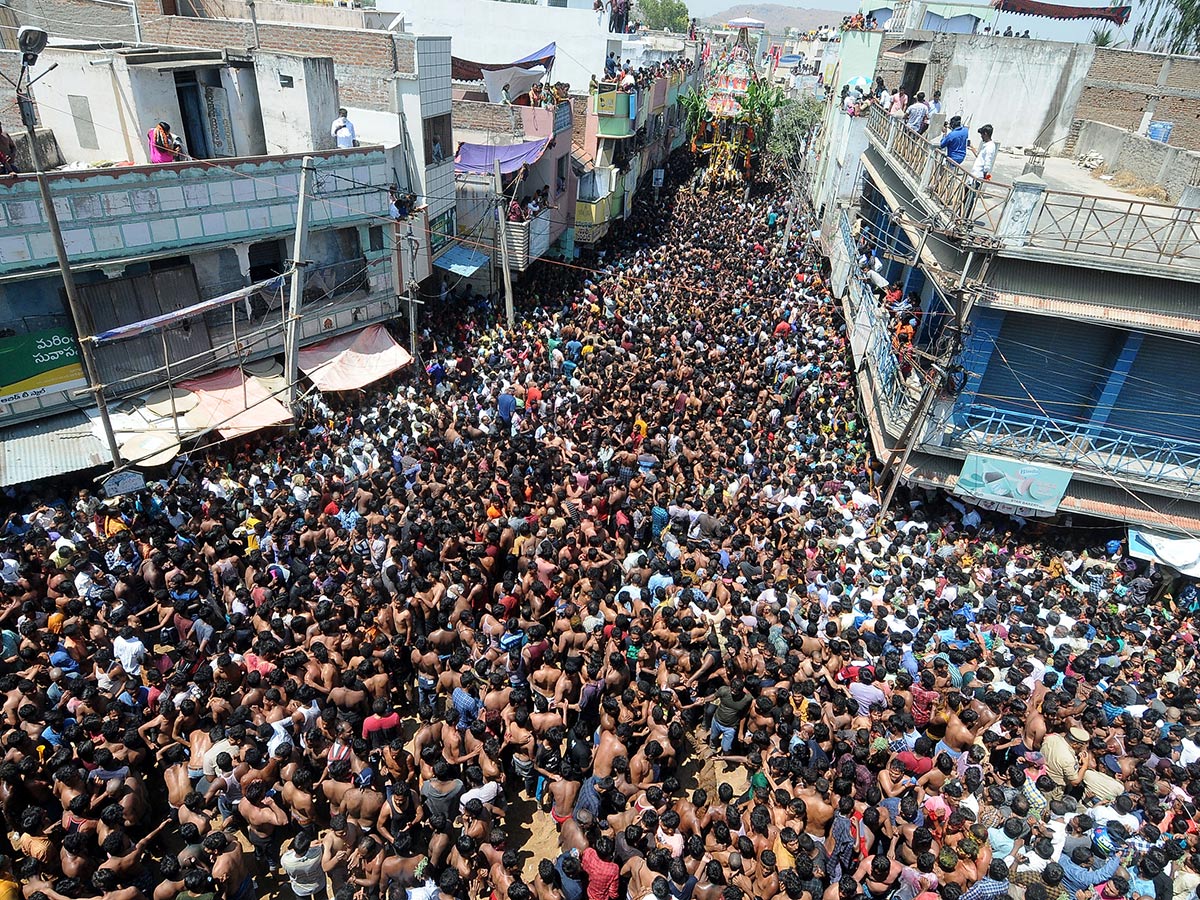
[433, 244, 490, 277]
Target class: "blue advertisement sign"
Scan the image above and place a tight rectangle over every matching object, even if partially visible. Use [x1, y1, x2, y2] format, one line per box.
[955, 453, 1072, 516]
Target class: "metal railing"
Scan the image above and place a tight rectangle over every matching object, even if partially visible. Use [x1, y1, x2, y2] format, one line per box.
[839, 210, 918, 429]
[948, 404, 1200, 491]
[862, 104, 1200, 272]
[1023, 191, 1200, 268]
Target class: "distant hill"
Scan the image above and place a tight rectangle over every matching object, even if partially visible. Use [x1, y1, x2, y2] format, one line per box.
[701, 3, 846, 32]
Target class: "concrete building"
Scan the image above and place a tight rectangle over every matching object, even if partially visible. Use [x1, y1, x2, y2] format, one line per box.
[573, 65, 701, 246]
[0, 30, 450, 485]
[0, 0, 459, 232]
[397, 0, 693, 99]
[450, 91, 578, 280]
[812, 27, 1200, 533]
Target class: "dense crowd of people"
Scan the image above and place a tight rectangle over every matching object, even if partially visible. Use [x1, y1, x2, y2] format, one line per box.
[0, 149, 1195, 900]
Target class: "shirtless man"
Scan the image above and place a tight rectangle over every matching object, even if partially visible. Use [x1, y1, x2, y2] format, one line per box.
[204, 830, 255, 900]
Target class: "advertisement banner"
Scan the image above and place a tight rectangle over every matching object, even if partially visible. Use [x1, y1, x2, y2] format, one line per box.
[0, 328, 88, 405]
[595, 91, 618, 115]
[954, 452, 1072, 516]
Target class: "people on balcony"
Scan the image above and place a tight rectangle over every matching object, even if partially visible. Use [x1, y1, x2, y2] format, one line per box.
[906, 91, 931, 135]
[940, 115, 970, 165]
[147, 122, 183, 164]
[970, 124, 997, 182]
[331, 108, 356, 149]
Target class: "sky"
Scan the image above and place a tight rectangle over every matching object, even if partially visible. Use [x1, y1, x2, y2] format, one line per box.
[685, 0, 1146, 44]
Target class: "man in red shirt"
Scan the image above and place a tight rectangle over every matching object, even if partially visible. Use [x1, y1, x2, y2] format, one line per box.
[580, 836, 619, 900]
[361, 697, 401, 750]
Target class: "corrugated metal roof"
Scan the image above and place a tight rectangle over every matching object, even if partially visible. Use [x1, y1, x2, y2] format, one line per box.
[0, 411, 108, 488]
[986, 258, 1200, 326]
[980, 290, 1200, 337]
[903, 451, 1200, 534]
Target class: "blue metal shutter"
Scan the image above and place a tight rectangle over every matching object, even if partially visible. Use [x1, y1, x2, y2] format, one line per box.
[976, 312, 1120, 424]
[1106, 334, 1200, 444]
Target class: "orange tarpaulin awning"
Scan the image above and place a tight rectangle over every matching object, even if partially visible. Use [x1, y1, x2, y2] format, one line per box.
[178, 367, 292, 439]
[298, 324, 412, 392]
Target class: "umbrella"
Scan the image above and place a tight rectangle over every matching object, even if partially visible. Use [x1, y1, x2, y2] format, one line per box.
[727, 16, 766, 28]
[847, 75, 872, 92]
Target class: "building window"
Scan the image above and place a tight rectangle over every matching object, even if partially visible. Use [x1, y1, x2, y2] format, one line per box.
[368, 226, 384, 252]
[556, 154, 568, 196]
[279, 74, 294, 88]
[423, 113, 451, 167]
[68, 95, 99, 150]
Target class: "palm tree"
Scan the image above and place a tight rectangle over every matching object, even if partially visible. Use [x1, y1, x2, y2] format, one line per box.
[1091, 26, 1116, 45]
[680, 89, 710, 140]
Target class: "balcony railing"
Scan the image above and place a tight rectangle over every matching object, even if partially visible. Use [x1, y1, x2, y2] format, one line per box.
[862, 104, 1199, 274]
[593, 86, 637, 139]
[947, 403, 1200, 492]
[500, 208, 552, 271]
[0, 146, 397, 276]
[838, 210, 918, 430]
[576, 198, 608, 227]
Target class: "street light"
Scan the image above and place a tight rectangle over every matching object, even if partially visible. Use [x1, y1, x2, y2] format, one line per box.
[3, 27, 122, 468]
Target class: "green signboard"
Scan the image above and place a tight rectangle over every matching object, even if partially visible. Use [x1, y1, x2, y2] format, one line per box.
[955, 452, 1072, 516]
[0, 327, 88, 405]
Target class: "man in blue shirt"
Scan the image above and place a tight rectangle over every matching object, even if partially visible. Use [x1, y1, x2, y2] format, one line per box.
[940, 115, 970, 164]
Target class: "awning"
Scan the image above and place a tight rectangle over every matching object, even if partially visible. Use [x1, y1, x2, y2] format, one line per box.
[455, 138, 550, 175]
[434, 244, 491, 277]
[178, 367, 292, 438]
[481, 66, 547, 104]
[992, 0, 1130, 24]
[452, 42, 556, 82]
[0, 411, 108, 487]
[94, 274, 287, 343]
[298, 324, 412, 392]
[1129, 527, 1200, 575]
[727, 16, 766, 28]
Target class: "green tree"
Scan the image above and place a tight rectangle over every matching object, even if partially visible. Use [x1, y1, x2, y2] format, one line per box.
[766, 95, 826, 251]
[1132, 0, 1200, 53]
[1091, 27, 1116, 45]
[637, 0, 690, 32]
[767, 95, 825, 182]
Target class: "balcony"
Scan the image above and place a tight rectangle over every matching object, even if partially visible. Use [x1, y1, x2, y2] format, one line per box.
[0, 147, 398, 277]
[946, 404, 1200, 493]
[500, 208, 552, 271]
[518, 102, 574, 139]
[593, 87, 637, 139]
[576, 198, 609, 227]
[862, 105, 1199, 279]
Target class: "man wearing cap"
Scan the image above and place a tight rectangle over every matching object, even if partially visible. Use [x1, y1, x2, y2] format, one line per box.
[1039, 725, 1092, 801]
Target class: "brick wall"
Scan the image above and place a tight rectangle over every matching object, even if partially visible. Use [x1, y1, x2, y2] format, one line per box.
[4, 0, 139, 41]
[452, 99, 524, 139]
[3, 0, 412, 112]
[1075, 47, 1200, 150]
[141, 17, 406, 109]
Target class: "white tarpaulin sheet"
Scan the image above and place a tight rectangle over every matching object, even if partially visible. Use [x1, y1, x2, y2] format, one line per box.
[179, 367, 292, 439]
[482, 66, 546, 104]
[1128, 527, 1200, 577]
[298, 324, 412, 392]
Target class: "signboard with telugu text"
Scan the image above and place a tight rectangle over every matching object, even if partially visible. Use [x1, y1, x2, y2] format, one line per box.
[0, 328, 88, 405]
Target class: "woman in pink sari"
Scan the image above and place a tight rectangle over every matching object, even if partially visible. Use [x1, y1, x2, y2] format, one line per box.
[147, 122, 182, 163]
